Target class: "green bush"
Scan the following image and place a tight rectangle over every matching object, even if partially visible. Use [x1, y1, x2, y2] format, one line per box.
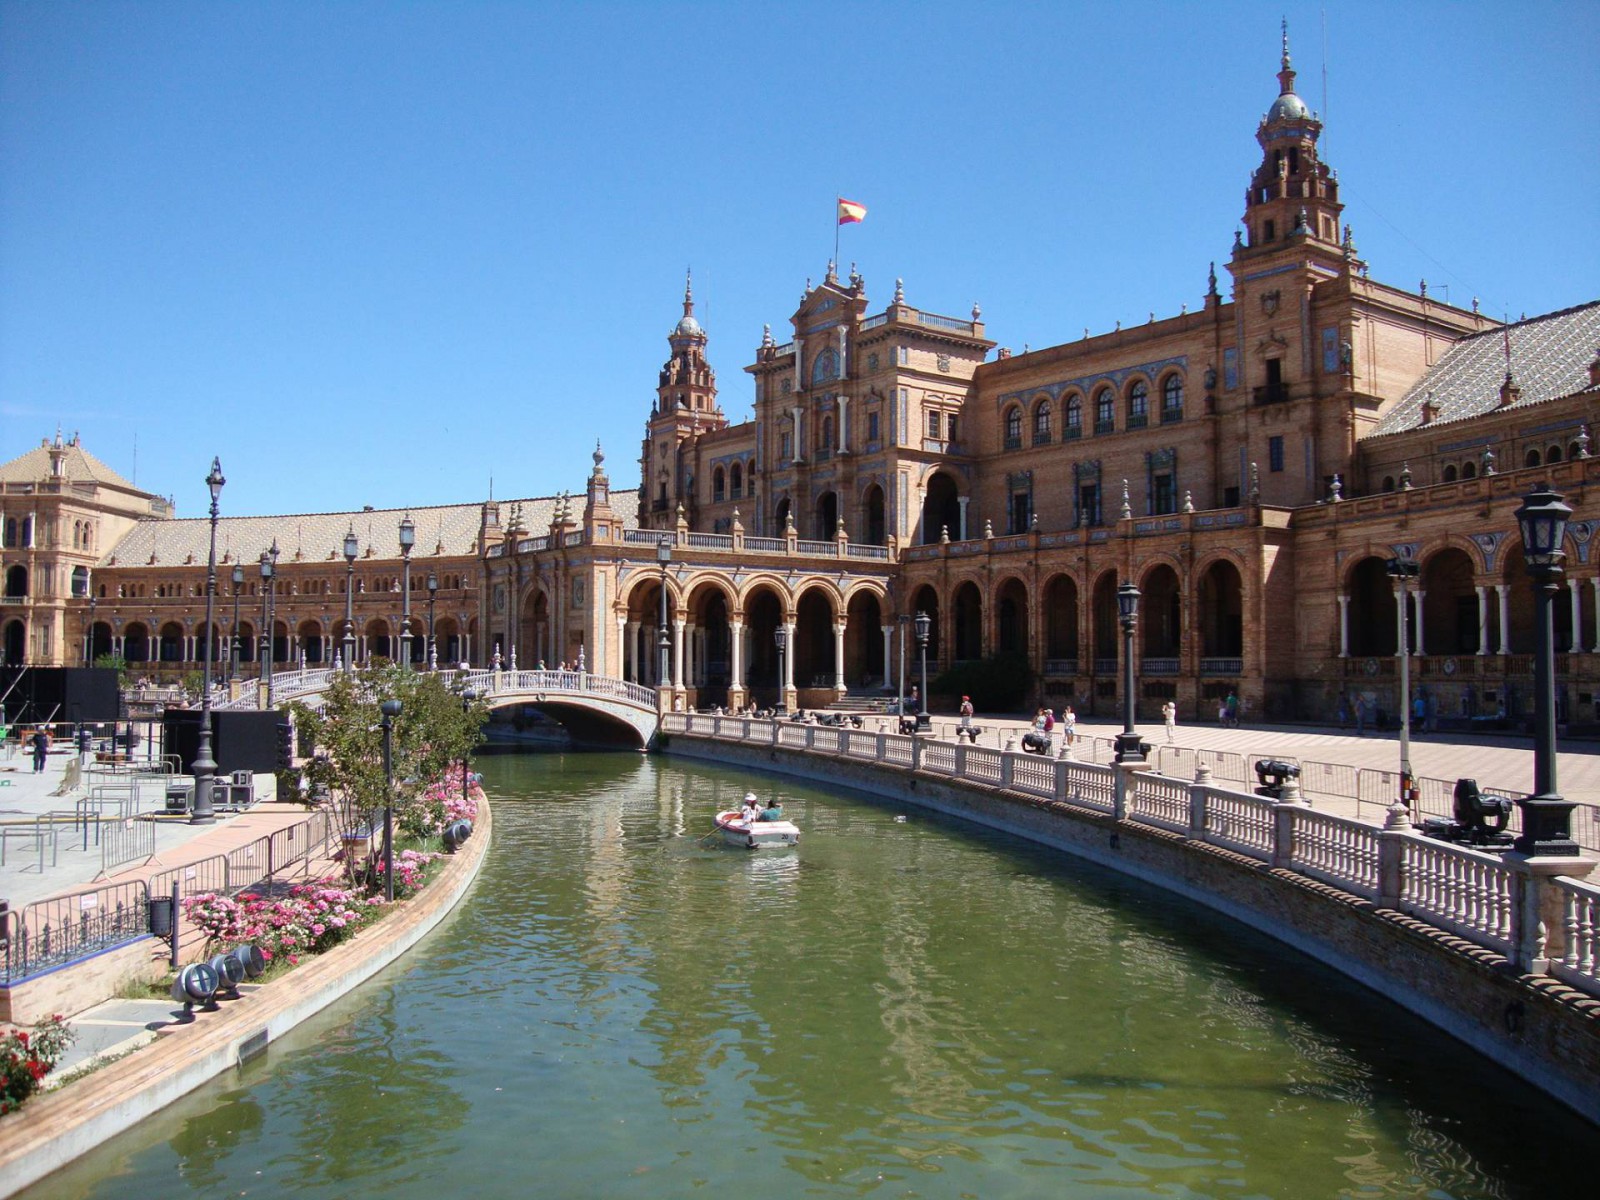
[931, 651, 1034, 712]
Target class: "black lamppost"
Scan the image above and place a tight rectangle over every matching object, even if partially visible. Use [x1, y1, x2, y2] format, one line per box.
[1513, 484, 1577, 855]
[262, 537, 278, 704]
[191, 458, 225, 824]
[656, 536, 672, 692]
[84, 594, 96, 666]
[461, 686, 477, 806]
[426, 571, 438, 669]
[1386, 556, 1420, 811]
[774, 625, 789, 715]
[398, 514, 416, 668]
[342, 526, 358, 673]
[228, 562, 243, 683]
[1114, 581, 1145, 764]
[913, 610, 931, 731]
[379, 697, 402, 902]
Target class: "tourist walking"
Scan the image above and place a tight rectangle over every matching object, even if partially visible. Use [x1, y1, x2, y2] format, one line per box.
[1161, 700, 1176, 742]
[959, 695, 973, 732]
[29, 726, 49, 773]
[1062, 705, 1076, 746]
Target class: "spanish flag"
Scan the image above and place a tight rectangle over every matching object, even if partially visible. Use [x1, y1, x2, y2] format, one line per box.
[837, 197, 867, 225]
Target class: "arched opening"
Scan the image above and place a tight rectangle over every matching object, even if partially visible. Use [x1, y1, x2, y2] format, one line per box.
[995, 577, 1029, 657]
[1442, 464, 1458, 483]
[123, 623, 150, 663]
[1043, 574, 1079, 669]
[89, 621, 113, 663]
[729, 461, 743, 498]
[1139, 565, 1183, 661]
[775, 497, 792, 532]
[1420, 548, 1477, 655]
[687, 584, 733, 704]
[271, 619, 290, 665]
[437, 617, 461, 667]
[921, 472, 961, 544]
[2, 619, 24, 665]
[627, 577, 672, 685]
[1525, 449, 1541, 469]
[1348, 557, 1400, 656]
[745, 586, 785, 706]
[235, 621, 256, 663]
[845, 589, 885, 689]
[298, 620, 325, 666]
[3, 565, 27, 598]
[952, 581, 983, 662]
[815, 491, 838, 541]
[158, 622, 184, 663]
[1197, 560, 1244, 659]
[1503, 544, 1574, 655]
[1462, 461, 1477, 480]
[365, 619, 392, 662]
[862, 483, 886, 546]
[794, 588, 837, 690]
[1091, 572, 1120, 669]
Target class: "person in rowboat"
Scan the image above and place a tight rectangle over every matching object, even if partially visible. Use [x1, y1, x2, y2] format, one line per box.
[759, 799, 784, 822]
[740, 793, 762, 824]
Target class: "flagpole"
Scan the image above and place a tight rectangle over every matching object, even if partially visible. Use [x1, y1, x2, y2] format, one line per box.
[833, 195, 840, 273]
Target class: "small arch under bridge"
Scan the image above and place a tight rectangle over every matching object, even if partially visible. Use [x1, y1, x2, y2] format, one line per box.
[233, 668, 663, 749]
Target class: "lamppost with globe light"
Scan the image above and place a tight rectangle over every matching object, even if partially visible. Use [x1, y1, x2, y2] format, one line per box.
[1114, 581, 1145, 765]
[656, 536, 672, 696]
[191, 458, 225, 824]
[379, 698, 401, 902]
[398, 515, 415, 668]
[260, 540, 279, 703]
[426, 571, 439, 668]
[342, 526, 358, 672]
[229, 562, 244, 684]
[913, 610, 931, 732]
[1385, 555, 1421, 812]
[774, 625, 789, 716]
[1513, 484, 1578, 856]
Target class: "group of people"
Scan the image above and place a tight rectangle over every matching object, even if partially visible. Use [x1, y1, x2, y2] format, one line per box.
[738, 792, 784, 824]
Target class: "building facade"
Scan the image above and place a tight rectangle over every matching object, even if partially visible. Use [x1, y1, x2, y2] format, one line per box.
[4, 39, 1595, 727]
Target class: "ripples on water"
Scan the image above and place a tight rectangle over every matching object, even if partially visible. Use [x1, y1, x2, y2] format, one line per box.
[22, 751, 1594, 1199]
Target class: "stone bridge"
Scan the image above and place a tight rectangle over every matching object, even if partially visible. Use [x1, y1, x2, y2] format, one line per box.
[221, 667, 662, 748]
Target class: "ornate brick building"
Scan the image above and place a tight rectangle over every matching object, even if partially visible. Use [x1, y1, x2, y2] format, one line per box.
[5, 38, 1595, 727]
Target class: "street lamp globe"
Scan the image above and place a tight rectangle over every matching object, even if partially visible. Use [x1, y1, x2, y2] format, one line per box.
[1515, 485, 1572, 569]
[1116, 581, 1141, 626]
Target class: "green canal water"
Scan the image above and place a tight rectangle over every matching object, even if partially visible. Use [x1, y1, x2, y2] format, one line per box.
[24, 751, 1596, 1199]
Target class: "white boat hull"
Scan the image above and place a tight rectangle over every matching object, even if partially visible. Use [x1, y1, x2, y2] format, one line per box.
[714, 811, 800, 849]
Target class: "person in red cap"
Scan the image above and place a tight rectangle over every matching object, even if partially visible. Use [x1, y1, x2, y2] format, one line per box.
[959, 694, 974, 735]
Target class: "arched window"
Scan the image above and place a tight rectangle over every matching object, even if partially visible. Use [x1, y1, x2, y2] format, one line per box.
[1127, 380, 1149, 428]
[1462, 460, 1477, 479]
[1003, 407, 1022, 449]
[1382, 476, 1396, 492]
[2, 518, 13, 548]
[730, 462, 743, 498]
[1064, 394, 1082, 439]
[1547, 444, 1562, 463]
[1161, 374, 1184, 420]
[71, 566, 89, 597]
[1094, 388, 1114, 433]
[1033, 400, 1052, 444]
[3, 565, 26, 598]
[811, 348, 839, 386]
[1525, 449, 1541, 468]
[712, 467, 726, 502]
[1442, 464, 1458, 482]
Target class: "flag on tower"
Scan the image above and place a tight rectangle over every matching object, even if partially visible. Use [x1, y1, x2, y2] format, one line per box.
[837, 197, 867, 225]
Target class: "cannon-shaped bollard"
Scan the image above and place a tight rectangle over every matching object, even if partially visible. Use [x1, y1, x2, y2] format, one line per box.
[1253, 759, 1300, 801]
[171, 961, 221, 1015]
[443, 818, 474, 853]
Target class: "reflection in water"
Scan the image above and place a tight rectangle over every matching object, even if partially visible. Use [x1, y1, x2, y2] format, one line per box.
[20, 751, 1590, 1200]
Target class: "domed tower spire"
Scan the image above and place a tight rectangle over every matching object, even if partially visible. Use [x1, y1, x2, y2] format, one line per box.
[1233, 22, 1343, 262]
[641, 274, 723, 529]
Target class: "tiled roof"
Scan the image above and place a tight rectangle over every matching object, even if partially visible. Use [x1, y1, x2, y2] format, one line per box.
[99, 490, 640, 569]
[1370, 300, 1600, 437]
[0, 436, 147, 493]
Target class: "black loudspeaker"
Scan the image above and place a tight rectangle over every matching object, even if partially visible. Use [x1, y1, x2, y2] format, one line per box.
[161, 709, 283, 774]
[0, 667, 121, 724]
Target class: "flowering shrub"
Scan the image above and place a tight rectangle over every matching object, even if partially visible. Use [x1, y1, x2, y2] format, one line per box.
[397, 766, 480, 841]
[1, 1015, 73, 1116]
[183, 882, 376, 965]
[372, 849, 441, 898]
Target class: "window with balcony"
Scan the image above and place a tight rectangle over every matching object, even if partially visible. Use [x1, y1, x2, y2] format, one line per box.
[1161, 374, 1184, 422]
[1127, 380, 1148, 429]
[1033, 400, 1052, 445]
[1152, 474, 1176, 515]
[1077, 483, 1101, 527]
[1064, 395, 1082, 439]
[1094, 389, 1114, 435]
[928, 411, 941, 440]
[1003, 407, 1023, 450]
[730, 462, 743, 498]
[712, 468, 726, 503]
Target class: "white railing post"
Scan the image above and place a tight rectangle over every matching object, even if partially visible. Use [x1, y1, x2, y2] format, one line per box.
[1055, 757, 1069, 804]
[954, 743, 967, 778]
[1377, 820, 1408, 909]
[911, 735, 924, 772]
[1504, 855, 1599, 974]
[1000, 751, 1015, 790]
[1189, 762, 1212, 837]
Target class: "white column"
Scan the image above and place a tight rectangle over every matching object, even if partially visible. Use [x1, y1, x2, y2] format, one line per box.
[616, 615, 628, 679]
[783, 622, 796, 691]
[957, 496, 970, 541]
[1393, 585, 1405, 656]
[881, 624, 894, 685]
[837, 396, 850, 453]
[1476, 586, 1490, 655]
[833, 622, 846, 691]
[672, 619, 685, 690]
[791, 406, 804, 462]
[1569, 578, 1584, 652]
[729, 619, 745, 692]
[1496, 585, 1511, 654]
[1413, 588, 1426, 655]
[1336, 594, 1350, 657]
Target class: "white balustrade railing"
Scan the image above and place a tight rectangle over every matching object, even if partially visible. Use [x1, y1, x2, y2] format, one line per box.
[1286, 808, 1381, 898]
[1061, 763, 1116, 814]
[1399, 839, 1516, 955]
[1011, 754, 1055, 799]
[1128, 772, 1190, 833]
[1201, 788, 1276, 859]
[1551, 876, 1600, 994]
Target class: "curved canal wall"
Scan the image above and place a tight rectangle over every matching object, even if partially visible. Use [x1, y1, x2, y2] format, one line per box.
[660, 721, 1600, 1126]
[0, 800, 493, 1200]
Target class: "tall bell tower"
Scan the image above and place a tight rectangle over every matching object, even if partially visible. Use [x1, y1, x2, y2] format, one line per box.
[639, 272, 724, 529]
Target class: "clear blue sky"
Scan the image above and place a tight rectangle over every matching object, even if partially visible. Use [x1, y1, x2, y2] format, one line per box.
[3, 1, 1595, 520]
